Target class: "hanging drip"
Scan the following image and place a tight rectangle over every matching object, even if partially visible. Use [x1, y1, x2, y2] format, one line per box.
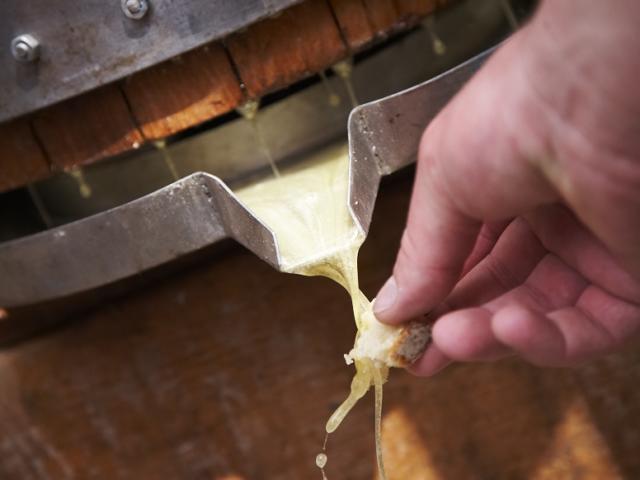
[319, 71, 341, 108]
[67, 166, 92, 199]
[315, 433, 329, 480]
[331, 60, 359, 109]
[26, 184, 53, 229]
[154, 140, 180, 181]
[500, 0, 519, 31]
[422, 17, 446, 56]
[237, 99, 281, 178]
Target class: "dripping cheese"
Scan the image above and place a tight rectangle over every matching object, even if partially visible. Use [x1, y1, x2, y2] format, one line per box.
[235, 142, 429, 479]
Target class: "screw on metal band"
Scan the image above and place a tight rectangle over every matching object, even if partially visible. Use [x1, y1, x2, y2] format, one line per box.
[11, 34, 40, 62]
[121, 0, 149, 20]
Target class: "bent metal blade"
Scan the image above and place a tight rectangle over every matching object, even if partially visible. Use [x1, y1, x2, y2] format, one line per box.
[0, 46, 495, 308]
[347, 45, 496, 234]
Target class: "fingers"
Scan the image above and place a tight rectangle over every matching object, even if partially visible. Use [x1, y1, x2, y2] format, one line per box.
[438, 218, 546, 314]
[576, 285, 640, 346]
[460, 220, 512, 277]
[418, 259, 640, 370]
[408, 344, 452, 377]
[491, 305, 567, 366]
[525, 204, 640, 302]
[375, 31, 557, 325]
[422, 298, 634, 370]
[492, 302, 627, 367]
[412, 213, 640, 373]
[373, 173, 481, 323]
[432, 307, 511, 362]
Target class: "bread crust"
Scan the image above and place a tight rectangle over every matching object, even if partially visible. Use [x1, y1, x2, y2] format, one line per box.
[388, 322, 432, 368]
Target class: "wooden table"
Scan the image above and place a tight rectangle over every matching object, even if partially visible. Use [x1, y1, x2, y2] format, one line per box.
[0, 173, 638, 479]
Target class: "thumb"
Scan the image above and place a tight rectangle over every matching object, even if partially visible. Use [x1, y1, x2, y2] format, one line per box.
[374, 30, 557, 324]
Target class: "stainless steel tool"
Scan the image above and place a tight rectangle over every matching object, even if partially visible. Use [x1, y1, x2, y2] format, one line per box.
[0, 46, 496, 308]
[347, 44, 497, 241]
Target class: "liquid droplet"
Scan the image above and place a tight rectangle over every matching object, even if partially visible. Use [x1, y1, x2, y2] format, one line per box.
[237, 99, 281, 178]
[331, 60, 359, 108]
[26, 184, 53, 228]
[236, 99, 260, 121]
[500, 0, 519, 31]
[154, 140, 180, 181]
[432, 38, 446, 56]
[319, 71, 341, 107]
[422, 18, 446, 56]
[315, 452, 328, 469]
[68, 167, 92, 198]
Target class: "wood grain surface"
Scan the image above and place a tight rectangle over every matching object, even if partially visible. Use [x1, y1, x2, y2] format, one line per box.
[226, 0, 347, 99]
[330, 0, 441, 51]
[395, 0, 439, 19]
[329, 0, 377, 50]
[0, 174, 638, 479]
[31, 85, 144, 169]
[0, 119, 50, 192]
[123, 43, 244, 141]
[362, 0, 401, 35]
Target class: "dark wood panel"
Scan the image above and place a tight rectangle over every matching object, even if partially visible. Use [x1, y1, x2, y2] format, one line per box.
[123, 43, 244, 141]
[363, 0, 400, 35]
[0, 119, 50, 192]
[226, 0, 348, 99]
[394, 0, 439, 19]
[330, 0, 443, 52]
[329, 0, 376, 51]
[32, 85, 144, 169]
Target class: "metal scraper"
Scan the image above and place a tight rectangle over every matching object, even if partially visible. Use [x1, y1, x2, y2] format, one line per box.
[347, 44, 497, 239]
[0, 46, 496, 308]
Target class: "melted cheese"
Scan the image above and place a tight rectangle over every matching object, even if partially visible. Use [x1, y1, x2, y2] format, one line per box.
[236, 143, 388, 480]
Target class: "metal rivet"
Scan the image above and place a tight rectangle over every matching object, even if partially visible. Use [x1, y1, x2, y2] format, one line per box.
[121, 0, 149, 20]
[11, 34, 40, 63]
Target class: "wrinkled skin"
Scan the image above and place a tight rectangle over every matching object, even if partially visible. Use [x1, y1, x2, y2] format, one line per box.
[374, 0, 640, 375]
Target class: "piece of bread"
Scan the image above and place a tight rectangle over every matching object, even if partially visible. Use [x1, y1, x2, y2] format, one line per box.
[345, 302, 431, 368]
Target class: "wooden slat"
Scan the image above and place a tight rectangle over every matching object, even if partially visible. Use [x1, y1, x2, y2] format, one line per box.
[329, 0, 376, 51]
[122, 43, 244, 141]
[363, 0, 400, 35]
[0, 119, 50, 192]
[32, 85, 144, 169]
[2, 0, 454, 189]
[329, 0, 442, 52]
[394, 0, 438, 18]
[226, 0, 347, 99]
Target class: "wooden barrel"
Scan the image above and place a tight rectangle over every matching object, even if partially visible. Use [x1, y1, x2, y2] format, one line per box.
[3, 1, 639, 478]
[0, 0, 452, 193]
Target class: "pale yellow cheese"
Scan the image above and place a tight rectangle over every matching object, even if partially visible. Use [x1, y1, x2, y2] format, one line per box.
[236, 142, 388, 480]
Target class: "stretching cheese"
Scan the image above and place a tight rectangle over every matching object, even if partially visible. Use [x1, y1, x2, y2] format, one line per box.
[237, 142, 391, 479]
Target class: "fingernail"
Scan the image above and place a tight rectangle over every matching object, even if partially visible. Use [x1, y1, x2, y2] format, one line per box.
[374, 277, 397, 314]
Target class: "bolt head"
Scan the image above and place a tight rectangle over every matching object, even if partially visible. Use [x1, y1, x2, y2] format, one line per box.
[121, 0, 149, 19]
[11, 34, 40, 62]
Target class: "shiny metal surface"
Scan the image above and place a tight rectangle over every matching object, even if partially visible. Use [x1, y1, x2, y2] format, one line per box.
[11, 34, 40, 63]
[0, 0, 522, 307]
[0, 0, 301, 122]
[122, 0, 150, 20]
[36, 0, 508, 222]
[348, 47, 495, 234]
[0, 174, 277, 307]
[0, 45, 494, 308]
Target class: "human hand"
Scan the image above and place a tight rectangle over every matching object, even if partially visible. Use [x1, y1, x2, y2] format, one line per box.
[373, 0, 640, 375]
